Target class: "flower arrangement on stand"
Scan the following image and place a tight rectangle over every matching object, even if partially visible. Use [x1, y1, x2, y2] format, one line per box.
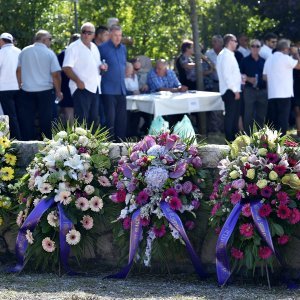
[12, 123, 112, 272]
[0, 122, 17, 226]
[108, 132, 209, 278]
[209, 126, 300, 286]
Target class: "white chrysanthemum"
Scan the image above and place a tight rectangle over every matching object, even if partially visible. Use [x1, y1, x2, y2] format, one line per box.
[25, 229, 34, 244]
[66, 229, 81, 245]
[56, 131, 68, 139]
[89, 196, 103, 212]
[75, 197, 89, 211]
[81, 215, 94, 230]
[47, 211, 58, 227]
[75, 127, 87, 136]
[42, 237, 56, 252]
[39, 183, 53, 194]
[84, 185, 95, 195]
[78, 135, 89, 146]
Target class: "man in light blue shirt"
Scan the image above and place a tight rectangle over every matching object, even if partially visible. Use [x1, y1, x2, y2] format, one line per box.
[147, 59, 187, 93]
[17, 30, 62, 140]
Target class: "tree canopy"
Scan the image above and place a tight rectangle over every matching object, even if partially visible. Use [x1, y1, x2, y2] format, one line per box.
[0, 0, 298, 59]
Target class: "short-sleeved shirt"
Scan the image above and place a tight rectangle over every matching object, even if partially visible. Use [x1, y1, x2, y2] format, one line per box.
[63, 39, 101, 95]
[263, 51, 298, 99]
[99, 40, 127, 95]
[147, 68, 181, 93]
[18, 43, 61, 92]
[0, 44, 21, 91]
[259, 45, 273, 60]
[240, 54, 266, 89]
[178, 54, 196, 82]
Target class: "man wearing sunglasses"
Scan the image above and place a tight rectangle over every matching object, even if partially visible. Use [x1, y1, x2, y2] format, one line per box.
[259, 32, 278, 60]
[63, 22, 106, 128]
[216, 34, 242, 141]
[240, 39, 267, 134]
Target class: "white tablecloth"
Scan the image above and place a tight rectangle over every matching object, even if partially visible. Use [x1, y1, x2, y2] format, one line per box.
[126, 91, 224, 117]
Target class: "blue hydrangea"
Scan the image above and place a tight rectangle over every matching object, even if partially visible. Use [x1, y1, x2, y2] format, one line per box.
[145, 167, 169, 190]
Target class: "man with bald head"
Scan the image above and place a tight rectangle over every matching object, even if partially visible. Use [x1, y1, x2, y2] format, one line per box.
[63, 22, 106, 128]
[17, 29, 62, 140]
[147, 59, 188, 93]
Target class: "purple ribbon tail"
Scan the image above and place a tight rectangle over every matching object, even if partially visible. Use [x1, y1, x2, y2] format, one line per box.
[250, 201, 275, 253]
[104, 208, 142, 279]
[9, 198, 55, 273]
[216, 202, 243, 286]
[160, 201, 207, 279]
[58, 203, 78, 275]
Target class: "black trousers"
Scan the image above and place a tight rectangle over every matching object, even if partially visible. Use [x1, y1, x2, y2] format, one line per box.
[73, 88, 99, 128]
[17, 89, 54, 140]
[268, 97, 291, 135]
[222, 89, 240, 142]
[102, 94, 127, 142]
[0, 90, 21, 139]
[243, 87, 268, 134]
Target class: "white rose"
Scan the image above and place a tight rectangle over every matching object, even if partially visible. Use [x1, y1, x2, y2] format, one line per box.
[75, 127, 87, 136]
[78, 136, 89, 146]
[56, 131, 68, 139]
[84, 185, 95, 195]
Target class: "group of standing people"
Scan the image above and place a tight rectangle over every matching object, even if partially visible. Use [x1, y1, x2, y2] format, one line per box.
[0, 23, 300, 143]
[0, 21, 127, 142]
[217, 32, 300, 141]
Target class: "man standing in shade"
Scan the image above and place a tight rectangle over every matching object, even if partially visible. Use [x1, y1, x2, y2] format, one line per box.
[240, 39, 267, 134]
[63, 22, 105, 128]
[17, 30, 62, 140]
[263, 39, 300, 135]
[99, 25, 127, 141]
[259, 32, 278, 60]
[0, 32, 21, 139]
[216, 34, 242, 141]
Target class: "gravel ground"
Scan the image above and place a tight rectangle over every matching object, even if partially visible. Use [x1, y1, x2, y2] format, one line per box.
[0, 272, 299, 300]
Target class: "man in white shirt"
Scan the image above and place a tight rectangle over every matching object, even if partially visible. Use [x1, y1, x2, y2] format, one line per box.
[0, 33, 21, 139]
[216, 34, 242, 141]
[259, 32, 277, 60]
[263, 39, 300, 135]
[237, 33, 251, 58]
[63, 22, 106, 128]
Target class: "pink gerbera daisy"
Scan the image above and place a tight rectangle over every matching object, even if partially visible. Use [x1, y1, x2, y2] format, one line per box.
[258, 246, 272, 259]
[169, 196, 182, 210]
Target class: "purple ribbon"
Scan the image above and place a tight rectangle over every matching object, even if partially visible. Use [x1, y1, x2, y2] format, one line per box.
[10, 198, 76, 274]
[105, 208, 142, 279]
[106, 202, 206, 279]
[216, 200, 276, 286]
[160, 201, 206, 278]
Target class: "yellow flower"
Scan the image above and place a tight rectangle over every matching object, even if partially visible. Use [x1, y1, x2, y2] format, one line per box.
[269, 170, 278, 181]
[0, 167, 14, 181]
[0, 137, 10, 149]
[246, 169, 255, 180]
[258, 148, 268, 156]
[240, 156, 248, 163]
[0, 216, 3, 226]
[4, 153, 16, 166]
[257, 179, 268, 189]
[282, 174, 300, 190]
[229, 170, 239, 179]
[230, 135, 251, 157]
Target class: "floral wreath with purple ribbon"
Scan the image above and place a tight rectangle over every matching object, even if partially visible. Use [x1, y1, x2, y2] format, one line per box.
[11, 124, 112, 273]
[209, 126, 300, 286]
[107, 132, 208, 279]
